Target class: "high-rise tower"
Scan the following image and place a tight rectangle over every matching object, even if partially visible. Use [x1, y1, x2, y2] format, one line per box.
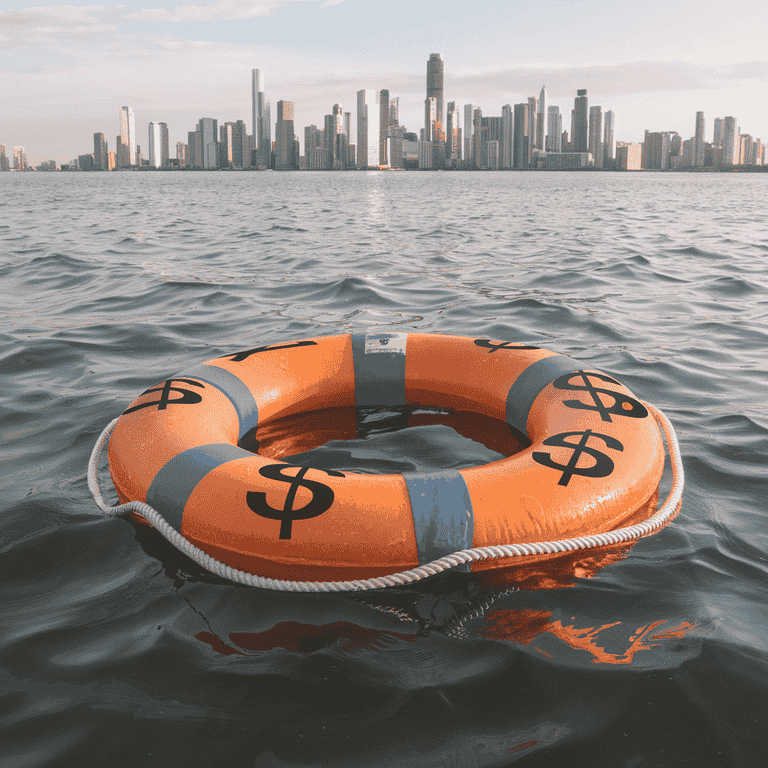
[603, 110, 615, 167]
[589, 105, 603, 167]
[574, 89, 588, 153]
[694, 111, 705, 167]
[426, 54, 444, 140]
[252, 69, 270, 167]
[276, 101, 295, 170]
[537, 86, 547, 150]
[379, 89, 390, 167]
[357, 89, 379, 169]
[148, 122, 169, 168]
[119, 106, 136, 167]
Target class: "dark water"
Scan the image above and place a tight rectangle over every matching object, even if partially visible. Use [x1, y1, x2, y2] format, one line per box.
[2, 171, 767, 767]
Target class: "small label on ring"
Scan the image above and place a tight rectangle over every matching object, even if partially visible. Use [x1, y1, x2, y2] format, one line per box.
[364, 334, 407, 355]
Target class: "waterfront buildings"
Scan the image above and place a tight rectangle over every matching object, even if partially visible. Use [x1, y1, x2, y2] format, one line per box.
[537, 86, 547, 150]
[356, 89, 379, 169]
[574, 89, 588, 153]
[119, 107, 136, 167]
[276, 101, 296, 170]
[589, 106, 603, 168]
[694, 111, 705, 167]
[148, 122, 169, 168]
[603, 111, 615, 168]
[252, 69, 271, 168]
[93, 133, 108, 171]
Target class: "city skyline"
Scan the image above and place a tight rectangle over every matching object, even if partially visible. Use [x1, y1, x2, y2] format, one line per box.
[2, 0, 767, 164]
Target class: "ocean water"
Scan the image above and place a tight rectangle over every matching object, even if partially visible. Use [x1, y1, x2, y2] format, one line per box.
[1, 170, 767, 767]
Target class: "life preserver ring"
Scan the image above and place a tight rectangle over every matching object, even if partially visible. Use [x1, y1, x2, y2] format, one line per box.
[106, 333, 668, 583]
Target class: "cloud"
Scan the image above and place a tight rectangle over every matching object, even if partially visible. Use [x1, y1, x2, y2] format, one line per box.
[124, 0, 288, 23]
[320, 0, 345, 6]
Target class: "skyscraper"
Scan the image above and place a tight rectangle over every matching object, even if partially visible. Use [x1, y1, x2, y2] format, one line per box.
[602, 110, 614, 167]
[252, 69, 270, 167]
[119, 106, 136, 167]
[547, 106, 562, 153]
[513, 103, 529, 169]
[537, 86, 547, 150]
[694, 111, 705, 167]
[722, 116, 739, 165]
[527, 97, 537, 166]
[379, 89, 390, 167]
[589, 106, 603, 167]
[357, 89, 379, 169]
[426, 54, 444, 141]
[501, 104, 513, 169]
[93, 133, 108, 171]
[574, 89, 588, 153]
[463, 104, 474, 167]
[197, 117, 219, 169]
[276, 101, 295, 170]
[148, 122, 169, 168]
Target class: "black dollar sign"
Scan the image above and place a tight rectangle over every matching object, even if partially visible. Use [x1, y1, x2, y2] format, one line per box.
[532, 429, 624, 486]
[124, 378, 205, 414]
[474, 339, 539, 352]
[247, 465, 345, 539]
[553, 370, 648, 422]
[222, 340, 317, 362]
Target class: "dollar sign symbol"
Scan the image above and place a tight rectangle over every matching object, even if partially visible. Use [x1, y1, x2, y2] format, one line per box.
[246, 465, 345, 539]
[222, 340, 317, 362]
[553, 371, 648, 422]
[124, 378, 205, 414]
[532, 429, 624, 486]
[474, 339, 539, 352]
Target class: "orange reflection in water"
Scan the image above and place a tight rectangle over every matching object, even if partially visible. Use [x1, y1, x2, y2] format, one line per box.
[480, 609, 702, 665]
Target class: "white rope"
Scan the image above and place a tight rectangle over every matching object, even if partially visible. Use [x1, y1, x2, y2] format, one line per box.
[87, 401, 684, 592]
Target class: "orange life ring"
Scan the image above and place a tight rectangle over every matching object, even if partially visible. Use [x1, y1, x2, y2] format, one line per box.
[108, 333, 665, 582]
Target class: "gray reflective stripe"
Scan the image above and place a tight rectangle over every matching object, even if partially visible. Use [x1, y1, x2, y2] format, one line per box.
[351, 333, 407, 407]
[181, 364, 259, 438]
[505, 354, 582, 435]
[146, 444, 253, 532]
[404, 470, 474, 571]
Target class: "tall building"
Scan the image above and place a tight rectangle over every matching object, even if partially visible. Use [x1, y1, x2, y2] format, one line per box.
[426, 53, 444, 144]
[356, 89, 379, 169]
[379, 89, 390, 167]
[513, 102, 529, 169]
[0, 145, 9, 172]
[589, 106, 603, 167]
[537, 86, 547, 150]
[446, 101, 460, 166]
[694, 111, 705, 167]
[463, 103, 474, 167]
[275, 101, 295, 170]
[176, 142, 188, 167]
[722, 116, 739, 165]
[501, 104, 513, 169]
[713, 117, 724, 148]
[13, 146, 27, 171]
[527, 96, 537, 164]
[574, 89, 588, 153]
[93, 133, 108, 171]
[547, 105, 562, 153]
[252, 69, 271, 168]
[188, 131, 201, 168]
[473, 107, 483, 170]
[119, 106, 136, 167]
[148, 122, 169, 168]
[603, 110, 615, 167]
[197, 118, 219, 169]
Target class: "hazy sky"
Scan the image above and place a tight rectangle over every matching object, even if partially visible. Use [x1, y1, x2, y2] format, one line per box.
[2, 0, 767, 163]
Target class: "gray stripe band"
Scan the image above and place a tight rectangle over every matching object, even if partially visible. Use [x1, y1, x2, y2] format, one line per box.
[404, 470, 474, 571]
[351, 333, 407, 407]
[146, 444, 253, 532]
[181, 364, 259, 438]
[506, 354, 582, 435]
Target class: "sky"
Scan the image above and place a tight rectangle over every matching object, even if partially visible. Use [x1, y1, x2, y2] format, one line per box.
[2, 0, 767, 164]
